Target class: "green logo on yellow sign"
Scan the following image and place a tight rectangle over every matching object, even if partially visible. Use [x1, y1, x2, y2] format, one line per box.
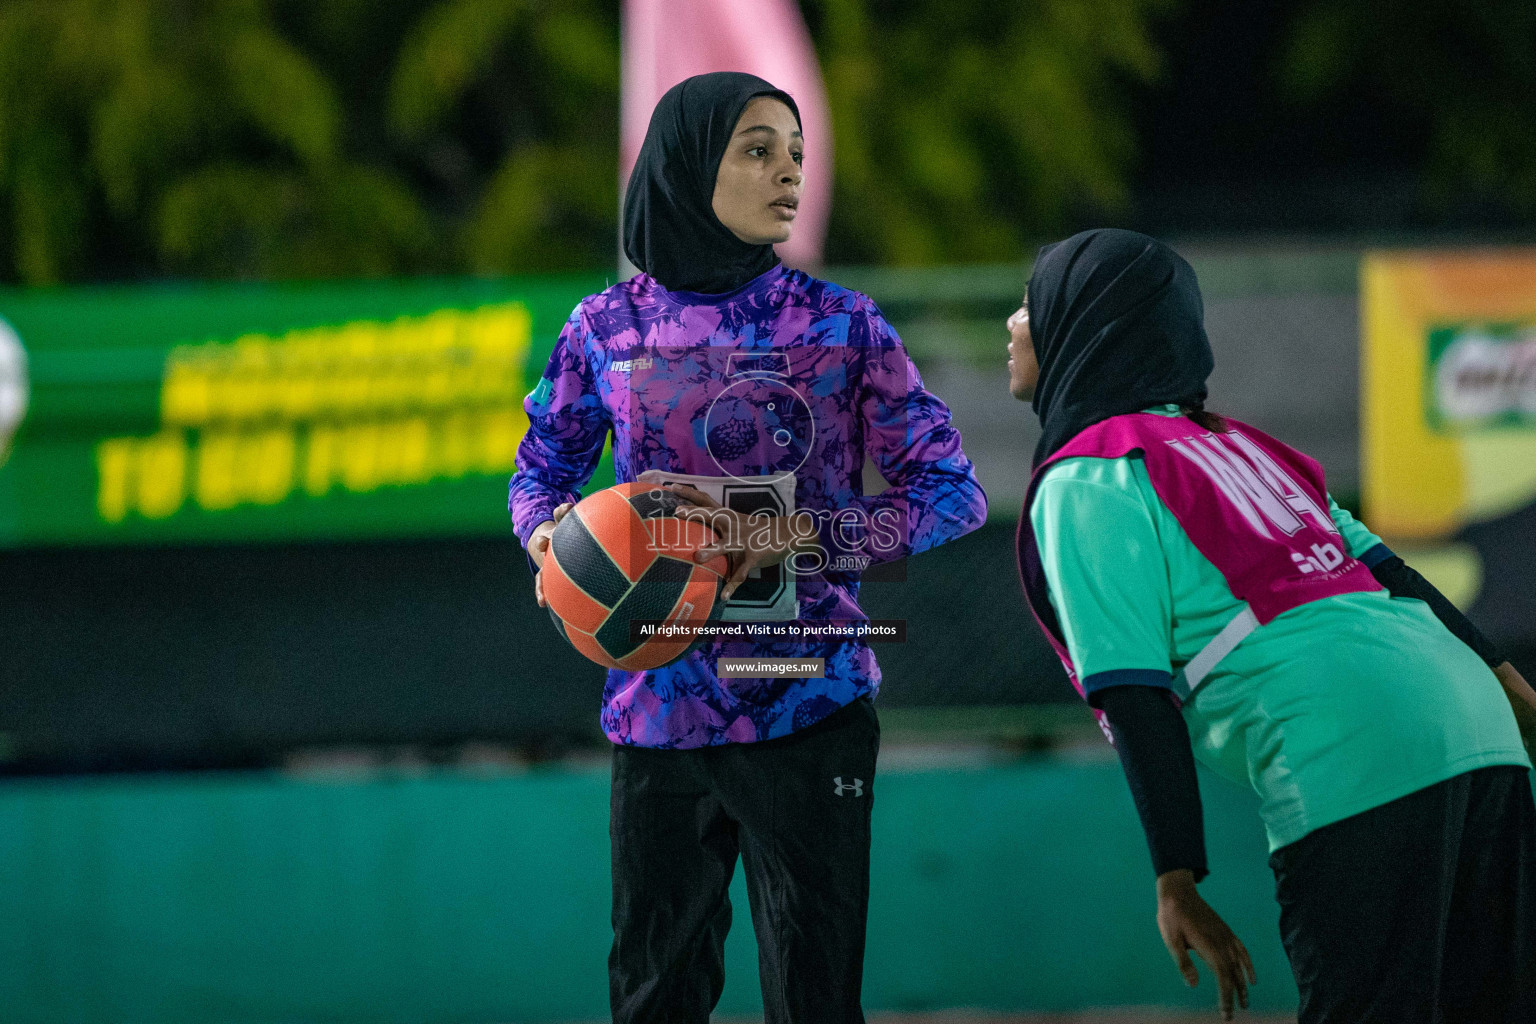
[1425, 323, 1536, 433]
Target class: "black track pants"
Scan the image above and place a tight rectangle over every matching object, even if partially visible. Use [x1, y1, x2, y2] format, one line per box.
[609, 697, 879, 1024]
[1270, 765, 1536, 1024]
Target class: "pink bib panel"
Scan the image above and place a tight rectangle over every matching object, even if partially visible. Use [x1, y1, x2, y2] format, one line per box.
[1016, 413, 1380, 725]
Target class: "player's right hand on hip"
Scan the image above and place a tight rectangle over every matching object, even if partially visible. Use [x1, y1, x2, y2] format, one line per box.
[530, 503, 574, 607]
[1155, 869, 1255, 1021]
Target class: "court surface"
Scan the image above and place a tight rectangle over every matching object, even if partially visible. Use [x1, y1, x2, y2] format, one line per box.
[708, 1013, 1294, 1024]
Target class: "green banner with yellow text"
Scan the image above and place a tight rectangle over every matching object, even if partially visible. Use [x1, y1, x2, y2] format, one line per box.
[0, 276, 610, 547]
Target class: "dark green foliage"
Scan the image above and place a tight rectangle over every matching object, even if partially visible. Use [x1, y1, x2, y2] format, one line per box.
[0, 0, 1179, 283]
[811, 0, 1172, 264]
[1277, 0, 1536, 218]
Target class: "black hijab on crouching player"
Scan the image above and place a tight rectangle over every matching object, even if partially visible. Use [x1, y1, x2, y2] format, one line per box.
[1023, 228, 1509, 673]
[1017, 225, 1502, 879]
[1021, 228, 1218, 880]
[1026, 228, 1214, 469]
[623, 71, 800, 294]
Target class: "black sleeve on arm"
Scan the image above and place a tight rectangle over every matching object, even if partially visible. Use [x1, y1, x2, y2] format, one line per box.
[1095, 685, 1209, 882]
[1369, 554, 1505, 668]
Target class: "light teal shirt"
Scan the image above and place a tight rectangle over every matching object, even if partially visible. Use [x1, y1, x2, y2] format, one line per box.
[1032, 408, 1529, 850]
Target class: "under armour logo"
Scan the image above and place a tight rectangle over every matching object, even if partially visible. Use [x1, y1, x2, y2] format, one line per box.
[833, 776, 864, 797]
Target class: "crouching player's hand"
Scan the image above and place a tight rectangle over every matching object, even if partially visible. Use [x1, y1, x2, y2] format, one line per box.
[1493, 662, 1536, 752]
[527, 502, 575, 608]
[665, 484, 820, 601]
[1156, 869, 1256, 1020]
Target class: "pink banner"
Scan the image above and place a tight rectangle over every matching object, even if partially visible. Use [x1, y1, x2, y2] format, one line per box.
[622, 0, 832, 271]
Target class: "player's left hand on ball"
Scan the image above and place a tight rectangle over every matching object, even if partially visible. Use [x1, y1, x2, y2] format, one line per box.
[664, 484, 813, 602]
[1155, 869, 1255, 1021]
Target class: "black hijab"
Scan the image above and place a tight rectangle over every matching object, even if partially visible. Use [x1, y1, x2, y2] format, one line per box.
[1027, 228, 1213, 468]
[623, 72, 800, 294]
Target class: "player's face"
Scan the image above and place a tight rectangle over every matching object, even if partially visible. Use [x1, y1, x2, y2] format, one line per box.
[1007, 298, 1039, 401]
[711, 97, 803, 246]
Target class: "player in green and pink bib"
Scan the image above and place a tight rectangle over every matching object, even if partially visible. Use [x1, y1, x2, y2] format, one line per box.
[1008, 229, 1536, 1023]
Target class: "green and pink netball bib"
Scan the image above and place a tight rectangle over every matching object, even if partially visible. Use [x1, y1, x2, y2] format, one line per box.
[1017, 412, 1382, 735]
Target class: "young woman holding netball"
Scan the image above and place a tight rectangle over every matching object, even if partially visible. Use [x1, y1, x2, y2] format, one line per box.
[510, 72, 986, 1022]
[1009, 228, 1536, 1022]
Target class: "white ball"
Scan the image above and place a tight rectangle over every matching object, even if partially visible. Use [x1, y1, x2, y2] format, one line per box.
[0, 317, 29, 465]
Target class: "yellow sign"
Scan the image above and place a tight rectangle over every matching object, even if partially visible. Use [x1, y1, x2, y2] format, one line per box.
[1362, 251, 1536, 541]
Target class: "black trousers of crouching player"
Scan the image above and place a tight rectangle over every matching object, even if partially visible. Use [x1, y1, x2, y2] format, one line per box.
[609, 697, 879, 1024]
[1270, 765, 1536, 1024]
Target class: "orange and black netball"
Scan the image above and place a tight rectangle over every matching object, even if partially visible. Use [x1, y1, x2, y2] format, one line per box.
[542, 482, 730, 671]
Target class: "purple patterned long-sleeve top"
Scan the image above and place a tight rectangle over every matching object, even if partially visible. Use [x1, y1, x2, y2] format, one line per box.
[509, 265, 987, 748]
